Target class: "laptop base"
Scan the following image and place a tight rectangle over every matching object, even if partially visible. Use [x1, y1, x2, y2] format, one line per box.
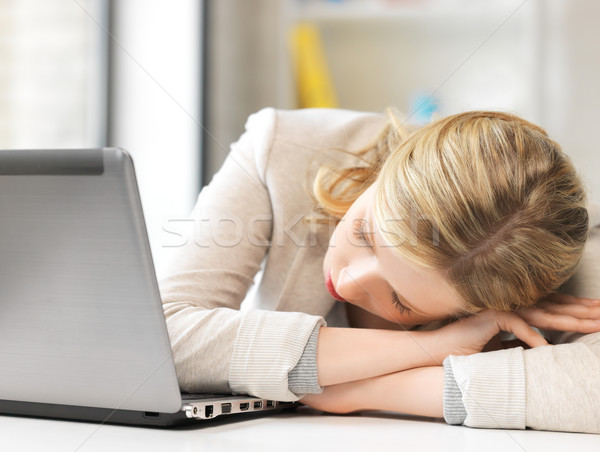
[0, 398, 298, 428]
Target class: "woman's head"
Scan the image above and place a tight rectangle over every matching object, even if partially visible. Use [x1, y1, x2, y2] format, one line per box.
[315, 110, 589, 320]
[374, 110, 589, 314]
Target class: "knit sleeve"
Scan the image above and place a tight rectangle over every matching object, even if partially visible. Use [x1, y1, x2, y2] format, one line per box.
[287, 323, 324, 396]
[159, 108, 326, 400]
[230, 312, 325, 400]
[442, 357, 467, 425]
[445, 347, 527, 429]
[523, 334, 600, 434]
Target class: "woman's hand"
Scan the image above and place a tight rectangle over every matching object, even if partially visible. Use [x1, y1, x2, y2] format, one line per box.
[514, 293, 600, 334]
[435, 309, 548, 358]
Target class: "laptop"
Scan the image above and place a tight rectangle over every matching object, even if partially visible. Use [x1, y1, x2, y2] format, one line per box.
[0, 147, 295, 427]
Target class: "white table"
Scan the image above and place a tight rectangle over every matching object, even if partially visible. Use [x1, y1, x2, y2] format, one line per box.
[1, 406, 598, 452]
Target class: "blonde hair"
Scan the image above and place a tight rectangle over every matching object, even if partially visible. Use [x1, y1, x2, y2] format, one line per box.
[309, 110, 589, 314]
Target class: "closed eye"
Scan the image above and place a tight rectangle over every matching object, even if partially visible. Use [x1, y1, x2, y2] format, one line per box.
[352, 220, 371, 247]
[353, 220, 411, 316]
[391, 291, 411, 315]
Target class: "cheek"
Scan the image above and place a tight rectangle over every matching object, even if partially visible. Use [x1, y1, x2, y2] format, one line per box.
[328, 227, 338, 248]
[327, 221, 351, 257]
[330, 218, 347, 245]
[323, 223, 344, 275]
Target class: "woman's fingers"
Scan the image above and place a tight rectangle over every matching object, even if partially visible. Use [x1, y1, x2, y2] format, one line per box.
[516, 308, 600, 334]
[493, 311, 549, 348]
[544, 292, 600, 307]
[521, 301, 600, 319]
[513, 293, 600, 334]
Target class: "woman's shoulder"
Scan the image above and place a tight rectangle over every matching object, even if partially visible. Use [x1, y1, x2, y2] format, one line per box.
[245, 107, 386, 146]
[243, 107, 386, 167]
[238, 107, 387, 188]
[270, 107, 384, 125]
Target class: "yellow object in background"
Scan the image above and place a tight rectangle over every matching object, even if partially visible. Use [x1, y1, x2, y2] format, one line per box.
[289, 23, 339, 108]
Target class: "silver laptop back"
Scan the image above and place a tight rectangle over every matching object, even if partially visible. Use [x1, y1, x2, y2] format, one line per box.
[0, 148, 182, 414]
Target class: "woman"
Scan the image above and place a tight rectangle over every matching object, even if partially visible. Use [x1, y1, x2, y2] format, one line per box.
[159, 107, 600, 433]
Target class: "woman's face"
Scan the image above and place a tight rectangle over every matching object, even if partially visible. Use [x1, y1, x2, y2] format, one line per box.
[322, 182, 464, 325]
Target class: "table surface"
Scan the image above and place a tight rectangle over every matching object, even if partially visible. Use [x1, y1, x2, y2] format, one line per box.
[0, 406, 598, 452]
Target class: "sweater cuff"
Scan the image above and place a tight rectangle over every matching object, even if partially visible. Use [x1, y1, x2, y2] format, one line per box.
[448, 347, 526, 429]
[442, 357, 467, 425]
[228, 309, 326, 401]
[288, 324, 323, 396]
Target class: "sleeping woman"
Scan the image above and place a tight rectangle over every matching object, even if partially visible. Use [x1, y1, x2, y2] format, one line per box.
[159, 108, 600, 433]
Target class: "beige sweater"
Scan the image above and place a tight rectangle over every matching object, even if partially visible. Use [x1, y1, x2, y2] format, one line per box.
[158, 107, 600, 433]
[158, 108, 381, 401]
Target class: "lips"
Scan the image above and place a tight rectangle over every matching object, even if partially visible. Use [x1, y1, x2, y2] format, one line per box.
[325, 269, 346, 302]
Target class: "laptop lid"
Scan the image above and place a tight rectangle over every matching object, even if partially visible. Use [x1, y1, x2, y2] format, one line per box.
[0, 148, 182, 414]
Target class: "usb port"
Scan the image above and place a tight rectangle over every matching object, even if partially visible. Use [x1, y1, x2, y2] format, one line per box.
[221, 403, 232, 414]
[254, 401, 263, 409]
[266, 400, 275, 408]
[239, 402, 249, 411]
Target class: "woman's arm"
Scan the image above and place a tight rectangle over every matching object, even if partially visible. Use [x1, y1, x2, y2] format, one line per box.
[160, 108, 326, 400]
[300, 366, 444, 418]
[523, 333, 600, 434]
[316, 309, 549, 388]
[315, 327, 442, 387]
[441, 208, 600, 434]
[305, 302, 600, 425]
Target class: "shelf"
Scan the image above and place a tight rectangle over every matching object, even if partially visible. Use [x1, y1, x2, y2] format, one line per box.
[291, 0, 530, 23]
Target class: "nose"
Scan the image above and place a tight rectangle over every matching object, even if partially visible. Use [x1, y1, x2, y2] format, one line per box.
[337, 258, 382, 303]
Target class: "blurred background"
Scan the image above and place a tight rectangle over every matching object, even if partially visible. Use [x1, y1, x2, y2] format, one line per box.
[1, 0, 599, 277]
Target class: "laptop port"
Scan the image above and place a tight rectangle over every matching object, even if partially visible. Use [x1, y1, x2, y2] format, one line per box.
[221, 403, 232, 414]
[266, 401, 275, 408]
[205, 405, 214, 418]
[239, 402, 250, 411]
[254, 401, 263, 409]
[143, 411, 160, 418]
